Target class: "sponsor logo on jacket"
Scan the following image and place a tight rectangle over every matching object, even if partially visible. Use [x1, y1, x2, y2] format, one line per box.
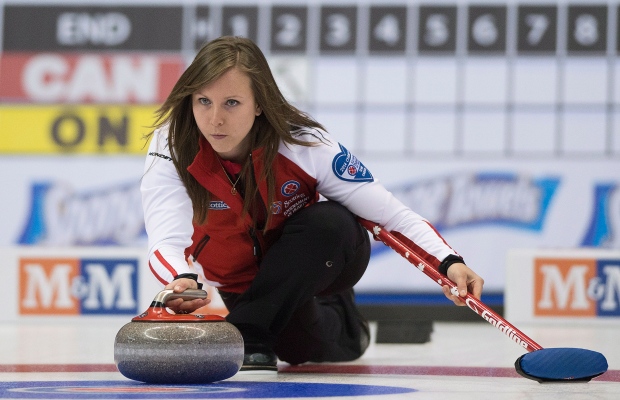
[209, 201, 230, 210]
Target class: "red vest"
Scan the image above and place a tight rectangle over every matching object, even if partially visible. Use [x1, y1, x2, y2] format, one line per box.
[185, 136, 320, 293]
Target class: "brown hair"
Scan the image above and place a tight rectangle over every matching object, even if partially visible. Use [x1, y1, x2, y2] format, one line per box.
[151, 36, 323, 228]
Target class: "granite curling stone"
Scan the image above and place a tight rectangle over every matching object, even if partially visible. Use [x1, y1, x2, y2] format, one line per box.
[114, 289, 244, 384]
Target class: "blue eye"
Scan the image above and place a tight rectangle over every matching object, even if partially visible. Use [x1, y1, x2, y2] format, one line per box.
[198, 98, 210, 105]
[226, 99, 239, 106]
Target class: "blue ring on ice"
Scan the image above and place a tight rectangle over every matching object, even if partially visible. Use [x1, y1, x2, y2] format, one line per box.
[0, 380, 417, 398]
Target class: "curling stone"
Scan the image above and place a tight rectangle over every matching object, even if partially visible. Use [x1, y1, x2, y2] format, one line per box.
[114, 289, 244, 384]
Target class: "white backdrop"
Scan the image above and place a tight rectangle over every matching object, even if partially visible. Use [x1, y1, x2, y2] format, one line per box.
[1, 156, 618, 292]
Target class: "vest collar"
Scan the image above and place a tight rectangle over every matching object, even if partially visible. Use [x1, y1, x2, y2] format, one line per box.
[187, 136, 267, 223]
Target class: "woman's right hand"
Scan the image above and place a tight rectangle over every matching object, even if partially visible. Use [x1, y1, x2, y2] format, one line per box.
[164, 278, 211, 314]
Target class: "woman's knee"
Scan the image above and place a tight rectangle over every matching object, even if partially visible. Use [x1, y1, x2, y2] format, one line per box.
[288, 201, 362, 245]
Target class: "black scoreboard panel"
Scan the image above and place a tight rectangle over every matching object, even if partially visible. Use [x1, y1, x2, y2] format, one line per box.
[320, 6, 357, 53]
[2, 5, 183, 51]
[194, 6, 212, 51]
[418, 6, 458, 54]
[222, 6, 259, 43]
[368, 6, 407, 53]
[467, 6, 507, 53]
[270, 6, 308, 53]
[567, 5, 607, 54]
[4, 2, 619, 55]
[517, 6, 557, 54]
[2, 1, 618, 159]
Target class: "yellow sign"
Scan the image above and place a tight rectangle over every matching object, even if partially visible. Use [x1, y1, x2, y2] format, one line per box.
[0, 105, 159, 154]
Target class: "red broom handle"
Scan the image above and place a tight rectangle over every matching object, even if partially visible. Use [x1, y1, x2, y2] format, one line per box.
[357, 218, 543, 352]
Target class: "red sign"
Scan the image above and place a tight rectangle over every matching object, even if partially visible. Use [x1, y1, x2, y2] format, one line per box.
[0, 53, 186, 103]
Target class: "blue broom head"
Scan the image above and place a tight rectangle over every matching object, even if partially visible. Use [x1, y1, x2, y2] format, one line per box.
[515, 348, 608, 382]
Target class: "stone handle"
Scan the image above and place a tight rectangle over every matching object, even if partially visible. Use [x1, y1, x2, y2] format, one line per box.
[153, 289, 208, 305]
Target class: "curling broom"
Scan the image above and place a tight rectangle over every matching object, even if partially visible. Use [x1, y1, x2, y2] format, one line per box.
[357, 217, 608, 383]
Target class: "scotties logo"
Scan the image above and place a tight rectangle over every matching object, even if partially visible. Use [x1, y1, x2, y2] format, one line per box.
[209, 201, 230, 210]
[18, 181, 145, 245]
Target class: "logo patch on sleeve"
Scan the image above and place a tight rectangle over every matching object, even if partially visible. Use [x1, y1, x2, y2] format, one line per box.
[332, 144, 374, 182]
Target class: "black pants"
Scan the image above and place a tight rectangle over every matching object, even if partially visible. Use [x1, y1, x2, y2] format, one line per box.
[221, 201, 371, 365]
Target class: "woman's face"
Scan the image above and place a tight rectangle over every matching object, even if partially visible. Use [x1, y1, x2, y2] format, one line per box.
[192, 68, 262, 163]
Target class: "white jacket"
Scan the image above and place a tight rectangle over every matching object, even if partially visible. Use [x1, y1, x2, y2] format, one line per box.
[141, 126, 458, 290]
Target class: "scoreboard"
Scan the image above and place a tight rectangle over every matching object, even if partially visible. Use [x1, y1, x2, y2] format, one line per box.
[2, 3, 616, 55]
[1, 1, 619, 158]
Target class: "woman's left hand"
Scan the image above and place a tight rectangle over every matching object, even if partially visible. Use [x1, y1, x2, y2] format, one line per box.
[441, 263, 484, 306]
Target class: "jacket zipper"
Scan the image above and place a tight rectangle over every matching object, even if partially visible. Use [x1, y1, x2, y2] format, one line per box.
[192, 234, 210, 261]
[249, 227, 263, 261]
[248, 153, 266, 263]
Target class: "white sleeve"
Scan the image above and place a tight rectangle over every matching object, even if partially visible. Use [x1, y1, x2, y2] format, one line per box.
[283, 129, 457, 263]
[140, 127, 194, 284]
